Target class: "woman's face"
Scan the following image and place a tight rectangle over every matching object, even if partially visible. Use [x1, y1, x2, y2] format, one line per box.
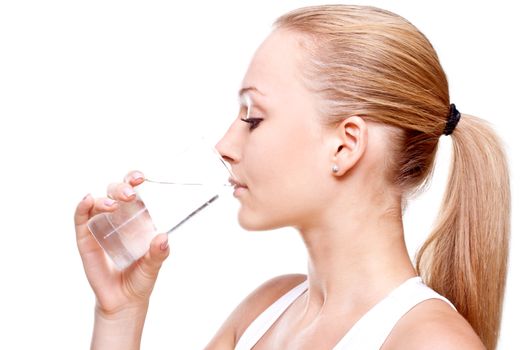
[216, 29, 335, 231]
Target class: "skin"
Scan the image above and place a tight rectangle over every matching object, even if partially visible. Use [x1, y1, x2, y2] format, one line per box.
[74, 29, 485, 349]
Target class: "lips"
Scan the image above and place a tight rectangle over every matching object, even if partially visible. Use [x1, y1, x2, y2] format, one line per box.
[228, 177, 248, 190]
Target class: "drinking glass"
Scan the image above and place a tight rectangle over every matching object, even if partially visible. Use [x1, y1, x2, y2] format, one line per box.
[87, 140, 233, 270]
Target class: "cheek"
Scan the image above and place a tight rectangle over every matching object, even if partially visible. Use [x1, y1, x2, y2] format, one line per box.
[239, 171, 330, 230]
[238, 132, 330, 229]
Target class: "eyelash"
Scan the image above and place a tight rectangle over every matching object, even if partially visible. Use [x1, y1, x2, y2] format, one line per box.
[241, 117, 263, 131]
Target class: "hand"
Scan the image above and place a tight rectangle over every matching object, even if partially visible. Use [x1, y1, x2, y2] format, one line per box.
[74, 170, 170, 316]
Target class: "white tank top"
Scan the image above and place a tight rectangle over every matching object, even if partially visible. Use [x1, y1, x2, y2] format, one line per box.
[235, 276, 455, 350]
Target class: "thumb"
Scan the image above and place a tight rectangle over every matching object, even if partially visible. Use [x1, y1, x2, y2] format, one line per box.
[137, 233, 170, 280]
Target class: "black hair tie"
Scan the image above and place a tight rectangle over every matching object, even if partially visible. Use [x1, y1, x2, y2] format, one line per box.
[443, 103, 461, 136]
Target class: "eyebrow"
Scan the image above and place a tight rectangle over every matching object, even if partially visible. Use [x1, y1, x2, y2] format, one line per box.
[238, 86, 265, 97]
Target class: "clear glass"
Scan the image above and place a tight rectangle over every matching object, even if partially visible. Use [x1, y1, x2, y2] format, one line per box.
[87, 141, 233, 270]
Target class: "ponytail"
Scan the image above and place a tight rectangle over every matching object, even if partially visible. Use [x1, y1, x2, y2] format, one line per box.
[416, 114, 510, 350]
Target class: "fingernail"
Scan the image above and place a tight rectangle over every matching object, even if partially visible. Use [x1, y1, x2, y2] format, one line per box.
[83, 193, 91, 201]
[123, 187, 135, 198]
[104, 198, 116, 206]
[160, 239, 169, 251]
[132, 172, 144, 181]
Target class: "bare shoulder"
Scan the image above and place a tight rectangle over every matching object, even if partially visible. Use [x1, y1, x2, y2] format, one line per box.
[383, 299, 486, 350]
[204, 273, 307, 350]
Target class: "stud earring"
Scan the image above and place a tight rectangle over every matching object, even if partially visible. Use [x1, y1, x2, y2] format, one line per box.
[331, 164, 339, 173]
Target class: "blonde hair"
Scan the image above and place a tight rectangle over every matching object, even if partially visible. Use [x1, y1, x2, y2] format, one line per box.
[275, 5, 510, 349]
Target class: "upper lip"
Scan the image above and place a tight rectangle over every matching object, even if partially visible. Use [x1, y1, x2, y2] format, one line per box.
[229, 177, 247, 189]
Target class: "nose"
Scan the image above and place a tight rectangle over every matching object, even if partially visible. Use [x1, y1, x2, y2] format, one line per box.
[215, 120, 242, 167]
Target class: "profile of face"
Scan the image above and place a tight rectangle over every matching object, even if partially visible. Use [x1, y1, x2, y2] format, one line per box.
[216, 29, 349, 231]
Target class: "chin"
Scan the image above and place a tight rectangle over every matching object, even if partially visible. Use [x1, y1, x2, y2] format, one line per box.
[237, 211, 287, 231]
[238, 215, 272, 231]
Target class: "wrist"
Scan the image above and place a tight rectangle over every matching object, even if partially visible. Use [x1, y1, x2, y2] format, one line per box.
[91, 303, 149, 350]
[95, 301, 149, 321]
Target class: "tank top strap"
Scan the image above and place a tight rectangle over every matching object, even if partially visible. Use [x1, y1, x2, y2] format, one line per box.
[333, 277, 456, 349]
[235, 277, 455, 350]
[234, 279, 309, 350]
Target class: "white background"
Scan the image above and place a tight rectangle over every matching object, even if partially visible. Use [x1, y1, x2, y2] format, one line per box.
[0, 1, 523, 349]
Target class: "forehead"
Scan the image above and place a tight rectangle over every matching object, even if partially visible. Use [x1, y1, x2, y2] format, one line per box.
[241, 29, 309, 102]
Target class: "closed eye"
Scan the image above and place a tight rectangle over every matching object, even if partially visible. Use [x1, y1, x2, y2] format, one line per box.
[241, 117, 263, 131]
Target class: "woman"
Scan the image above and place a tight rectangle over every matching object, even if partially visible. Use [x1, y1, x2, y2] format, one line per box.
[74, 5, 510, 349]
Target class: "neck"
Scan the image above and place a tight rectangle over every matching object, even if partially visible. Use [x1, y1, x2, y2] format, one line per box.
[296, 192, 416, 314]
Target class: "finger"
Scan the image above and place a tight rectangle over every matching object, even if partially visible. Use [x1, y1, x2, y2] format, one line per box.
[88, 197, 119, 217]
[74, 194, 95, 228]
[74, 194, 99, 244]
[75, 195, 114, 272]
[137, 233, 170, 280]
[123, 170, 145, 186]
[107, 182, 136, 202]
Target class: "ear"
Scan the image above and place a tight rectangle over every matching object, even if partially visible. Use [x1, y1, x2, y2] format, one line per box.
[331, 116, 368, 176]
